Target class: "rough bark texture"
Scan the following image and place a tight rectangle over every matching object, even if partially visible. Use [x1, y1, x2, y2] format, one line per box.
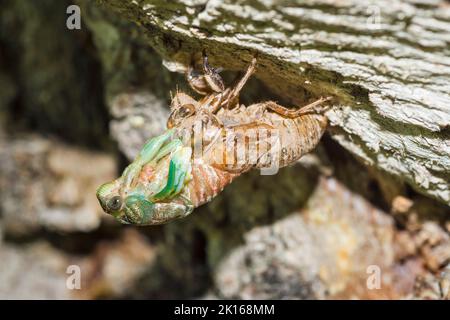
[0, 0, 449, 300]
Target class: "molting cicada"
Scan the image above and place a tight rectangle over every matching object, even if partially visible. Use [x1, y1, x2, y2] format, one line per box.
[97, 51, 331, 225]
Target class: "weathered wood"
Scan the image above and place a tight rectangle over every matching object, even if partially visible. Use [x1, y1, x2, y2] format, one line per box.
[101, 0, 450, 206]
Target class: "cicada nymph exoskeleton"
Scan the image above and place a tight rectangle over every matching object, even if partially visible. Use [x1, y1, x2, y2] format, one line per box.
[169, 51, 331, 179]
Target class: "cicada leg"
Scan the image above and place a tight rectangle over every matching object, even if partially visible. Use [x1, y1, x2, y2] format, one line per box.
[186, 50, 225, 95]
[223, 57, 257, 109]
[228, 121, 274, 131]
[261, 97, 332, 119]
[202, 50, 226, 93]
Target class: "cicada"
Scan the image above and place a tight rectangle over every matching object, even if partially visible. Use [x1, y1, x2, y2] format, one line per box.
[96, 52, 331, 225]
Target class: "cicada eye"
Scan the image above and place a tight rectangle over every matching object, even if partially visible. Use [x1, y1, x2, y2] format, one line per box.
[106, 196, 122, 211]
[177, 104, 195, 118]
[167, 104, 195, 128]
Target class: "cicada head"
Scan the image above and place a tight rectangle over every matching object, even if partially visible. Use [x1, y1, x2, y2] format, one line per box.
[96, 179, 193, 225]
[96, 130, 194, 226]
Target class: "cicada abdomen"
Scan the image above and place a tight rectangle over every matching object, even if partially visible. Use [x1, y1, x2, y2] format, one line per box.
[198, 102, 328, 172]
[245, 103, 328, 169]
[186, 162, 239, 207]
[171, 103, 328, 208]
